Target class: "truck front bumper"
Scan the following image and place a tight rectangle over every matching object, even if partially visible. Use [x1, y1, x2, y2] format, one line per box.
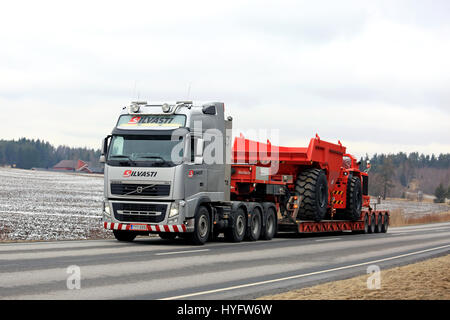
[103, 221, 192, 233]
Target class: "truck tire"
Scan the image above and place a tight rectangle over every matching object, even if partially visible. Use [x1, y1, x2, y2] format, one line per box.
[375, 214, 383, 233]
[346, 176, 363, 221]
[381, 214, 389, 233]
[246, 207, 262, 241]
[191, 205, 210, 245]
[225, 208, 246, 243]
[113, 230, 136, 242]
[368, 215, 376, 234]
[159, 233, 177, 240]
[296, 169, 328, 222]
[260, 207, 277, 240]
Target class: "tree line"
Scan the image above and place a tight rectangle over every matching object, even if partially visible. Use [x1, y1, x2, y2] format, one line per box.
[0, 138, 101, 169]
[359, 152, 450, 201]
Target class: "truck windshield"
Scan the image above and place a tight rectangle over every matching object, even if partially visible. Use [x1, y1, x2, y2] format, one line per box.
[107, 135, 184, 167]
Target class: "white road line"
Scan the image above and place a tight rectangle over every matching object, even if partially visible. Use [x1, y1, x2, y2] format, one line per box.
[315, 238, 342, 242]
[160, 243, 450, 300]
[155, 249, 210, 256]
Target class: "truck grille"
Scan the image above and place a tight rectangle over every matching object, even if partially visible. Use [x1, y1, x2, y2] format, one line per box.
[112, 203, 167, 223]
[111, 183, 170, 196]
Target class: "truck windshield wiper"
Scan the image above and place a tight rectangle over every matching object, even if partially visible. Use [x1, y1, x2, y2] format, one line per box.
[109, 155, 136, 165]
[136, 156, 172, 166]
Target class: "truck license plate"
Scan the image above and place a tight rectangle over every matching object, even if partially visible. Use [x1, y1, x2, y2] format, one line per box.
[130, 224, 148, 231]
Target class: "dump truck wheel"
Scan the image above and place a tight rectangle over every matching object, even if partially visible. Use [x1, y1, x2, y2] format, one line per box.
[260, 207, 277, 240]
[113, 230, 137, 242]
[295, 169, 328, 222]
[191, 205, 210, 245]
[346, 176, 363, 221]
[246, 208, 262, 241]
[225, 208, 247, 243]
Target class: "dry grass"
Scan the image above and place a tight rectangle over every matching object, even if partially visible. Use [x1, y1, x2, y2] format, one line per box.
[389, 209, 450, 227]
[258, 254, 450, 300]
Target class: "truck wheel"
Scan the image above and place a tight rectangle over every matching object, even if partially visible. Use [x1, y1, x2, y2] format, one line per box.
[246, 208, 262, 241]
[375, 214, 383, 233]
[159, 233, 177, 240]
[113, 230, 136, 242]
[260, 207, 277, 240]
[296, 169, 328, 222]
[381, 214, 389, 233]
[225, 208, 246, 243]
[363, 214, 369, 234]
[346, 176, 362, 221]
[368, 215, 376, 234]
[191, 205, 210, 245]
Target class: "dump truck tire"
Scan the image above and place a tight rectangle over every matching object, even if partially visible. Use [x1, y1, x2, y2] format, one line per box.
[295, 169, 328, 222]
[346, 176, 363, 221]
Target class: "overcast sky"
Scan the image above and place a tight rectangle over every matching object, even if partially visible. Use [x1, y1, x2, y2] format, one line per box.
[0, 0, 449, 158]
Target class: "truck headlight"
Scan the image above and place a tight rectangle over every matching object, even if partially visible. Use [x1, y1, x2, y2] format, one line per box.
[103, 201, 111, 217]
[169, 202, 179, 218]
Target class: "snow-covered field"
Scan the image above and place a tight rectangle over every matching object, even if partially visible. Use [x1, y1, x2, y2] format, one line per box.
[0, 168, 112, 241]
[371, 198, 450, 216]
[0, 168, 448, 242]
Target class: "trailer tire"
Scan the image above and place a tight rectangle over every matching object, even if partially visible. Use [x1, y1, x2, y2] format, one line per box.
[363, 214, 369, 234]
[113, 230, 136, 242]
[381, 214, 389, 233]
[368, 215, 376, 234]
[225, 208, 246, 243]
[295, 169, 328, 222]
[346, 176, 363, 221]
[246, 208, 262, 241]
[190, 205, 210, 245]
[375, 214, 383, 233]
[261, 207, 277, 240]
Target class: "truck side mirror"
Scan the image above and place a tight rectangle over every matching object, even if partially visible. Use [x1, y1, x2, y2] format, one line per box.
[100, 136, 111, 163]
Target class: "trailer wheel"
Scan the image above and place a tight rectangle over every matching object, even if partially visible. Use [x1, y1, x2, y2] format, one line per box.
[159, 233, 177, 241]
[113, 230, 137, 242]
[375, 214, 383, 233]
[246, 208, 262, 241]
[191, 205, 210, 245]
[368, 215, 376, 234]
[381, 214, 389, 233]
[363, 214, 369, 234]
[346, 176, 363, 221]
[225, 208, 247, 243]
[296, 169, 328, 222]
[261, 207, 277, 240]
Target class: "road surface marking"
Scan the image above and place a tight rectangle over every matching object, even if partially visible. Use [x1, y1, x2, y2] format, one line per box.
[155, 249, 210, 256]
[160, 243, 450, 300]
[315, 238, 342, 242]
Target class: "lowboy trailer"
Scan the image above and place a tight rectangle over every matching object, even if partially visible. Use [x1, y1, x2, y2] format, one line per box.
[100, 101, 389, 244]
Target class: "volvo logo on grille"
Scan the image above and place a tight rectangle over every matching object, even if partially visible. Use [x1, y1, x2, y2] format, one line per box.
[136, 186, 143, 193]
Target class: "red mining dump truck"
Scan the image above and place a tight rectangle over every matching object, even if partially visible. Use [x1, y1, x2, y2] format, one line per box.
[230, 134, 389, 237]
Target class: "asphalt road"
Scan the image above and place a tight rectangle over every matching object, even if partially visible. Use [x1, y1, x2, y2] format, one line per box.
[0, 222, 449, 300]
